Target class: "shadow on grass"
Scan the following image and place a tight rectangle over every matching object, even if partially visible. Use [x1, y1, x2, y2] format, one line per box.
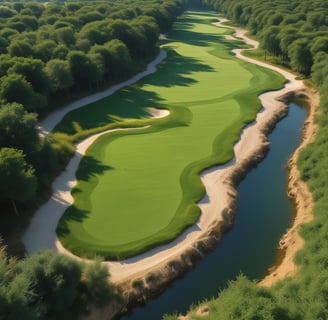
[75, 155, 113, 182]
[54, 89, 165, 134]
[173, 28, 223, 47]
[57, 206, 89, 237]
[150, 49, 215, 87]
[57, 154, 114, 237]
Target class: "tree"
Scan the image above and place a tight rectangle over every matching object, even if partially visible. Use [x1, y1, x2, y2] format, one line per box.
[278, 26, 299, 60]
[310, 36, 328, 56]
[0, 27, 19, 40]
[52, 44, 69, 60]
[268, 13, 284, 26]
[131, 16, 160, 55]
[45, 59, 73, 93]
[89, 44, 112, 77]
[8, 40, 33, 58]
[104, 39, 132, 79]
[53, 20, 73, 30]
[0, 73, 47, 111]
[66, 3, 82, 12]
[79, 10, 104, 24]
[78, 21, 108, 45]
[67, 50, 102, 88]
[33, 40, 57, 62]
[0, 245, 38, 320]
[215, 275, 290, 319]
[260, 25, 282, 56]
[74, 38, 91, 52]
[15, 250, 82, 316]
[308, 12, 326, 29]
[105, 18, 152, 58]
[0, 37, 8, 54]
[82, 260, 115, 306]
[43, 2, 63, 16]
[288, 37, 313, 75]
[0, 148, 37, 215]
[311, 52, 328, 87]
[0, 55, 15, 77]
[24, 3, 44, 18]
[54, 27, 75, 47]
[18, 15, 38, 31]
[8, 58, 50, 94]
[231, 3, 243, 23]
[0, 244, 116, 319]
[0, 6, 16, 18]
[0, 103, 40, 154]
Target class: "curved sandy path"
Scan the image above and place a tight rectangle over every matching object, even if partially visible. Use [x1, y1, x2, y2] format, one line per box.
[23, 19, 310, 286]
[39, 49, 167, 135]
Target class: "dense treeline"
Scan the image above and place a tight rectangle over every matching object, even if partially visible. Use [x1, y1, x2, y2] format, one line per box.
[0, 0, 185, 102]
[0, 0, 186, 107]
[0, 0, 186, 218]
[164, 0, 328, 319]
[0, 242, 117, 319]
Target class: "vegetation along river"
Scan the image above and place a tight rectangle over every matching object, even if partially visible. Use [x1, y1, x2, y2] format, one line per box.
[121, 102, 307, 319]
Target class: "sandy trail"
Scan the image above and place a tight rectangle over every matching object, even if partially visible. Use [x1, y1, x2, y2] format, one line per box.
[23, 19, 314, 286]
[39, 49, 167, 135]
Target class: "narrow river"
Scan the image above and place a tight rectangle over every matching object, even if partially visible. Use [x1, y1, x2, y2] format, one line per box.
[121, 102, 307, 319]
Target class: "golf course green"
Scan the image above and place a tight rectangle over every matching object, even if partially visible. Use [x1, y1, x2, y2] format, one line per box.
[56, 12, 285, 260]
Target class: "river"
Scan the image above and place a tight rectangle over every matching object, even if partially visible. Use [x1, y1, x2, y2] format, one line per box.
[121, 102, 307, 319]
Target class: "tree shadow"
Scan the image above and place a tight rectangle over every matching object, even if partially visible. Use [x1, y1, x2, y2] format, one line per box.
[54, 88, 164, 134]
[56, 206, 90, 237]
[173, 28, 223, 47]
[57, 155, 113, 236]
[145, 49, 215, 88]
[75, 155, 113, 182]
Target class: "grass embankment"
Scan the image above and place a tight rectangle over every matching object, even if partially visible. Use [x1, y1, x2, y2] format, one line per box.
[56, 12, 285, 260]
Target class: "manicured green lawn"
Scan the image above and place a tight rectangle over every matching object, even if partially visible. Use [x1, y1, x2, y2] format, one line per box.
[57, 12, 285, 260]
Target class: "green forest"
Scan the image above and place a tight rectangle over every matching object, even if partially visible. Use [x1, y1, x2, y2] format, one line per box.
[1, 0, 328, 318]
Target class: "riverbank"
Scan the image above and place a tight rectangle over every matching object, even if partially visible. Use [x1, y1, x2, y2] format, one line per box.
[260, 87, 318, 286]
[215, 19, 319, 286]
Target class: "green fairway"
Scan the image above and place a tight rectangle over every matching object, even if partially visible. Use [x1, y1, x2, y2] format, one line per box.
[57, 12, 285, 260]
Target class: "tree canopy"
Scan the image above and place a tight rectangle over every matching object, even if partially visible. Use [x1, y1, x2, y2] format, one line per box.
[0, 0, 186, 114]
[0, 246, 117, 319]
[0, 147, 37, 214]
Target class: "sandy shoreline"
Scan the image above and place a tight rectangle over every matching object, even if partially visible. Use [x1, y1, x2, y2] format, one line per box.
[23, 17, 318, 316]
[215, 20, 318, 286]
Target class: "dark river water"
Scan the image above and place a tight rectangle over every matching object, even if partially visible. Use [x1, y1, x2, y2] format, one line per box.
[121, 102, 307, 320]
